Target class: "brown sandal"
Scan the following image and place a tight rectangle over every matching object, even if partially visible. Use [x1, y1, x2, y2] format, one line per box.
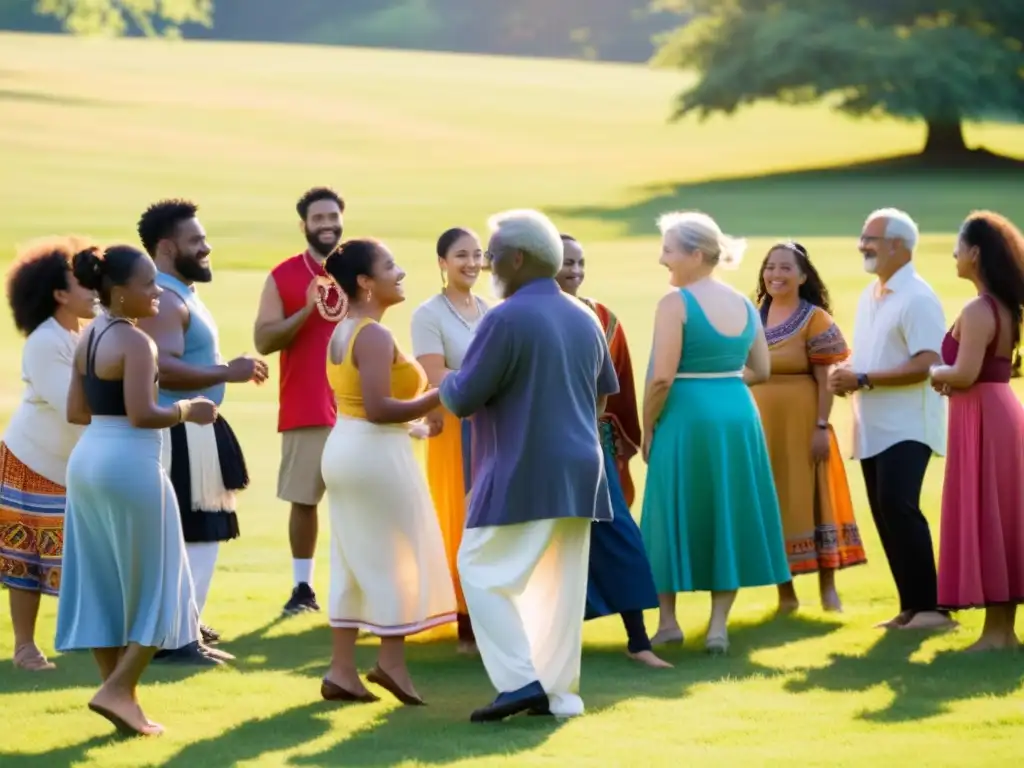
[13, 643, 55, 671]
[320, 678, 380, 703]
[366, 665, 425, 706]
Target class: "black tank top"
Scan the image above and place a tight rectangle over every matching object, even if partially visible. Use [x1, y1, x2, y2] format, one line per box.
[83, 319, 133, 416]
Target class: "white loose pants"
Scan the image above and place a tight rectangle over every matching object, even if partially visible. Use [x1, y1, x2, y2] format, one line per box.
[458, 517, 591, 714]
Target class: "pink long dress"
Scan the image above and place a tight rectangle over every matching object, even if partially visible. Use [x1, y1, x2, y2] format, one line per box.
[938, 294, 1024, 610]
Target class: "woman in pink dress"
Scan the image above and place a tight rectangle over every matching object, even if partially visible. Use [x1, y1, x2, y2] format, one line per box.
[929, 210, 1024, 652]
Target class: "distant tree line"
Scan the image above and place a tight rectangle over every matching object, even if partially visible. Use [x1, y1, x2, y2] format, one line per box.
[1, 0, 678, 62]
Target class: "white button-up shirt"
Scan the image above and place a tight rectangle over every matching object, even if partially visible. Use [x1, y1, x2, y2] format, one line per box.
[849, 262, 947, 460]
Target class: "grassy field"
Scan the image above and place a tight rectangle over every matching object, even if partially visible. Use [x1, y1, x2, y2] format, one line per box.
[2, 31, 1024, 767]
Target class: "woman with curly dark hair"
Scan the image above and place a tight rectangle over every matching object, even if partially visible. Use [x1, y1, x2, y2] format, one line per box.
[751, 242, 866, 615]
[0, 237, 98, 670]
[930, 211, 1024, 651]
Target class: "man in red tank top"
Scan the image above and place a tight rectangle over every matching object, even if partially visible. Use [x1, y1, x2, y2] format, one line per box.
[253, 187, 346, 615]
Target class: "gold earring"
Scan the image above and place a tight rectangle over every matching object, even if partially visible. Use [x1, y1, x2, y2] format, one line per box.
[367, 288, 373, 303]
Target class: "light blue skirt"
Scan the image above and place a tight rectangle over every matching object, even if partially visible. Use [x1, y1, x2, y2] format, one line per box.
[55, 417, 199, 651]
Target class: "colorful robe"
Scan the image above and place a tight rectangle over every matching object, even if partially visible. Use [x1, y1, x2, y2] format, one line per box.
[580, 298, 642, 507]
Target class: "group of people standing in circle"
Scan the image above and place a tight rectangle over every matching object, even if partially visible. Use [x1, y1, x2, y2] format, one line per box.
[1, 185, 1023, 734]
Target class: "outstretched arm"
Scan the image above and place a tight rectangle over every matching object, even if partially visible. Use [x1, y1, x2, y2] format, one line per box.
[439, 312, 513, 418]
[138, 290, 231, 390]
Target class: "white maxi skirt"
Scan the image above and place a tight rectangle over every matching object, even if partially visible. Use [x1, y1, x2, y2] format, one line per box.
[321, 416, 456, 636]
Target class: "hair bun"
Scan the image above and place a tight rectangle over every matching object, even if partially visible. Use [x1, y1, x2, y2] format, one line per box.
[71, 246, 106, 291]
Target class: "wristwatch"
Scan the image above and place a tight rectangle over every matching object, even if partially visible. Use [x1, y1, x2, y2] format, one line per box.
[856, 373, 873, 391]
[816, 420, 829, 430]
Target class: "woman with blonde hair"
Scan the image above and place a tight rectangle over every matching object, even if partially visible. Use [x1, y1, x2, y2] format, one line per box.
[640, 211, 790, 654]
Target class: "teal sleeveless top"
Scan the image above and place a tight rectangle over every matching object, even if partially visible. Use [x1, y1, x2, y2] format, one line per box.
[156, 272, 225, 407]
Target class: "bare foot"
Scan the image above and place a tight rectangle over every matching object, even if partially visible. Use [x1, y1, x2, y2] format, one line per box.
[776, 599, 800, 616]
[627, 650, 673, 668]
[88, 688, 162, 736]
[456, 640, 478, 656]
[820, 588, 843, 613]
[650, 627, 684, 646]
[900, 611, 957, 631]
[875, 610, 913, 629]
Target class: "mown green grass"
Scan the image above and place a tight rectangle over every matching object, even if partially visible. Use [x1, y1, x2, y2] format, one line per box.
[1, 32, 1023, 767]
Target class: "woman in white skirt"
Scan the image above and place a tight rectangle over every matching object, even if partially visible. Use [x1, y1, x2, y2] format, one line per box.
[319, 238, 456, 706]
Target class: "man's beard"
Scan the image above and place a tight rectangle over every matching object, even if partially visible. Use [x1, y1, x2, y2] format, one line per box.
[175, 252, 212, 283]
[490, 273, 508, 300]
[306, 225, 343, 257]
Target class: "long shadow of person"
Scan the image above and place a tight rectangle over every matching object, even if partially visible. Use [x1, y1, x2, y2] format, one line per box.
[785, 628, 1024, 722]
[0, 733, 119, 767]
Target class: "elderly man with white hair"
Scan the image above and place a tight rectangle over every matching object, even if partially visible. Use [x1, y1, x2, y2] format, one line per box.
[439, 209, 618, 722]
[829, 208, 952, 631]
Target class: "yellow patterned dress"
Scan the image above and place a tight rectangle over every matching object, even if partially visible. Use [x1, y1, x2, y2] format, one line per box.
[751, 301, 866, 575]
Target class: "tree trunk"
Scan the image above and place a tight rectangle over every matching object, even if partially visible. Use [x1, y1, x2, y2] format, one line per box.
[922, 119, 968, 158]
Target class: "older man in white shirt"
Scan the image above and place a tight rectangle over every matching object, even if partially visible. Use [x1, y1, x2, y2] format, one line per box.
[829, 208, 953, 632]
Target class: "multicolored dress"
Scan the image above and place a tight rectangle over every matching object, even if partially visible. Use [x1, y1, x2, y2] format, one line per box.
[938, 294, 1024, 610]
[1, 317, 82, 596]
[751, 300, 866, 575]
[579, 298, 642, 507]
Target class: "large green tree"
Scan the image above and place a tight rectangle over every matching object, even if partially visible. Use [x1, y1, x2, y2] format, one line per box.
[36, 0, 211, 37]
[652, 1, 1024, 158]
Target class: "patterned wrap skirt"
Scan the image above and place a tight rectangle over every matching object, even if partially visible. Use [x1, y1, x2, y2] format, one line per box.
[0, 442, 65, 596]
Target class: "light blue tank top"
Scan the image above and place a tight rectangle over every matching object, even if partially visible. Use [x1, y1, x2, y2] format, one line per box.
[156, 272, 225, 407]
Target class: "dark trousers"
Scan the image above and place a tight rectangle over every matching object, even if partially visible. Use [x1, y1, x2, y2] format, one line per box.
[860, 440, 940, 614]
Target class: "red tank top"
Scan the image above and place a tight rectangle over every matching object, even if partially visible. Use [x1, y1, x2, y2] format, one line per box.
[270, 253, 339, 432]
[941, 294, 1014, 384]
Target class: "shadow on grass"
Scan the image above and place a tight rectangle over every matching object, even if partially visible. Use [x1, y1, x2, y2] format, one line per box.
[786, 627, 1024, 722]
[155, 614, 842, 767]
[0, 89, 114, 108]
[549, 152, 1024, 239]
[0, 734, 120, 767]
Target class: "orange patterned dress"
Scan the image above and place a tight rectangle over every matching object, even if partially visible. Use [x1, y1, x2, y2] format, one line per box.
[752, 301, 866, 575]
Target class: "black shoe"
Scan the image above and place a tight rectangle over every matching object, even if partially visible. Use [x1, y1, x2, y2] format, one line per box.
[153, 641, 223, 666]
[282, 582, 320, 615]
[200, 624, 220, 645]
[470, 681, 548, 723]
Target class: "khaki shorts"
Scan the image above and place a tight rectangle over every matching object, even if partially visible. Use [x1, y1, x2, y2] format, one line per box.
[277, 427, 331, 506]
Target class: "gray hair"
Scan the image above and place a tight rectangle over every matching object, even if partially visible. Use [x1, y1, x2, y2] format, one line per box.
[657, 210, 747, 269]
[866, 207, 919, 252]
[487, 209, 563, 273]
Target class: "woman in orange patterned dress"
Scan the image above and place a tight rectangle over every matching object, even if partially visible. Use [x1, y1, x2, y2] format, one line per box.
[751, 242, 866, 613]
[1, 237, 98, 670]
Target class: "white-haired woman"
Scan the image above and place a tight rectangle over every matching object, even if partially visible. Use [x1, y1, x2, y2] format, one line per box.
[639, 211, 790, 654]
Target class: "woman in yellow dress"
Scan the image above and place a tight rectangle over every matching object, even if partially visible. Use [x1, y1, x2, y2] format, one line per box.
[319, 238, 456, 706]
[410, 227, 488, 654]
[751, 242, 866, 613]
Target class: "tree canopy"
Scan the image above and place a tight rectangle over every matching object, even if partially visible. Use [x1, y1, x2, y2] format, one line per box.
[652, 0, 1024, 158]
[35, 0, 211, 37]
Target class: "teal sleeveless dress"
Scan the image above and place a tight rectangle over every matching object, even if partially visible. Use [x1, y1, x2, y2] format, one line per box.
[640, 289, 790, 593]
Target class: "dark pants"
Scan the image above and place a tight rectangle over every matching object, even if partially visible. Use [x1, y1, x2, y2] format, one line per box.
[860, 440, 941, 614]
[457, 612, 475, 643]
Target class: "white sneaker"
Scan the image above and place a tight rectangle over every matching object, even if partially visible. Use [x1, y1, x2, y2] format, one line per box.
[547, 692, 585, 718]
